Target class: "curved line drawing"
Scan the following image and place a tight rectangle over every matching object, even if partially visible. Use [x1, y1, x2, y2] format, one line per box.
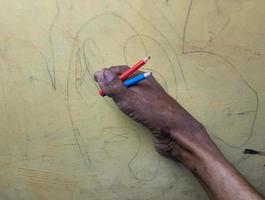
[181, 0, 259, 148]
[127, 132, 161, 181]
[104, 134, 128, 143]
[65, 13, 155, 171]
[101, 127, 161, 181]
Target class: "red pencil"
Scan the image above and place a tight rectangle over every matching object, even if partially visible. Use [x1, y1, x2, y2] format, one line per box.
[119, 56, 150, 80]
[99, 56, 151, 96]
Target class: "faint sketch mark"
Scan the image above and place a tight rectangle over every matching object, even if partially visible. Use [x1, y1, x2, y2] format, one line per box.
[47, 0, 60, 90]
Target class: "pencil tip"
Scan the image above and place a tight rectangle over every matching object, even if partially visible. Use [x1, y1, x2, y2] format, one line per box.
[144, 72, 152, 78]
[143, 56, 151, 63]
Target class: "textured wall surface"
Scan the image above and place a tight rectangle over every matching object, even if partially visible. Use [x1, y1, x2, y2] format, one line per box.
[0, 0, 264, 199]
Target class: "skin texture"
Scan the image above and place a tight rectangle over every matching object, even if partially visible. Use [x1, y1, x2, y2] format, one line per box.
[94, 66, 264, 200]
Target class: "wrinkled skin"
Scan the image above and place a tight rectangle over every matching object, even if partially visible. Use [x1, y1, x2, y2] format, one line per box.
[94, 65, 221, 170]
[94, 66, 264, 200]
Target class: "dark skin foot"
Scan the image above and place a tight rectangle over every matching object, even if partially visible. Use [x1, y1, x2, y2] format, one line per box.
[94, 66, 264, 200]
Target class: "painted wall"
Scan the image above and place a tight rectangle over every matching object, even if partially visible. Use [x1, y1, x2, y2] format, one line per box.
[0, 0, 264, 199]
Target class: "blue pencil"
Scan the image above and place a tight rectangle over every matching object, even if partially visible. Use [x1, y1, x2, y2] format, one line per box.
[123, 72, 152, 87]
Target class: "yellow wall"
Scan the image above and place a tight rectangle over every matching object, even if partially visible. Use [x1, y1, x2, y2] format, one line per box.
[0, 0, 264, 199]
